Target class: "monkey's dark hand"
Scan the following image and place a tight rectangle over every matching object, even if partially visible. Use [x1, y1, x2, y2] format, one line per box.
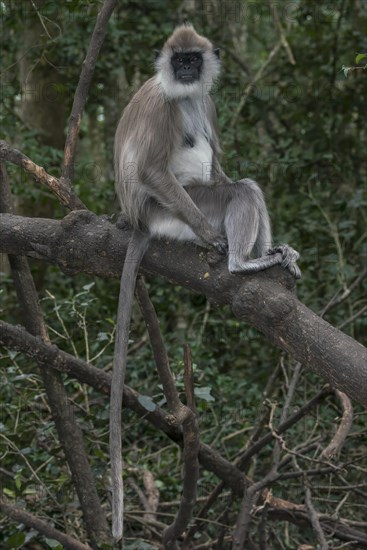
[209, 234, 228, 254]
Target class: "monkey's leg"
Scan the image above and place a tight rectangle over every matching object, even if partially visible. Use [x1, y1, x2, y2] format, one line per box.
[145, 174, 227, 253]
[185, 181, 301, 278]
[224, 179, 301, 278]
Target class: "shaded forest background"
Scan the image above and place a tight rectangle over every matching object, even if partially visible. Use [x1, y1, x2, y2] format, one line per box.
[0, 1, 366, 548]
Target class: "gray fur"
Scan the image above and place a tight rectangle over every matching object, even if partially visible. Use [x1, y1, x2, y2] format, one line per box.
[111, 24, 300, 543]
[113, 25, 296, 272]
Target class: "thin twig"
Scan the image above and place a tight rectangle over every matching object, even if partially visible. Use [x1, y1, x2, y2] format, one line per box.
[230, 40, 282, 128]
[319, 268, 367, 317]
[305, 485, 328, 550]
[271, 1, 296, 65]
[232, 359, 306, 547]
[237, 387, 331, 469]
[30, 0, 53, 40]
[238, 362, 282, 456]
[280, 362, 303, 424]
[338, 304, 367, 330]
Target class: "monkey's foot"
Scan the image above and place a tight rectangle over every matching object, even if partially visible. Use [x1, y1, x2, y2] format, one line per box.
[228, 244, 301, 279]
[266, 244, 302, 279]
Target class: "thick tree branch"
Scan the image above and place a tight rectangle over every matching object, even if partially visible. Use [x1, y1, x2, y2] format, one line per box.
[1, 211, 366, 407]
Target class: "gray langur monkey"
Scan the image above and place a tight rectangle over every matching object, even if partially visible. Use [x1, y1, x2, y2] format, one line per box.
[111, 24, 301, 541]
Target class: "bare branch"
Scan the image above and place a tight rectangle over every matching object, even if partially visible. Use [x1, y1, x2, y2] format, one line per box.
[0, 165, 110, 546]
[143, 470, 160, 523]
[236, 387, 332, 470]
[0, 497, 92, 550]
[338, 304, 367, 330]
[135, 278, 200, 549]
[183, 344, 197, 413]
[321, 390, 353, 460]
[230, 41, 282, 128]
[135, 277, 183, 413]
[0, 141, 86, 210]
[127, 478, 151, 518]
[305, 486, 328, 550]
[232, 468, 279, 548]
[126, 470, 159, 524]
[319, 268, 367, 317]
[271, 1, 296, 65]
[232, 354, 303, 546]
[280, 362, 303, 423]
[267, 506, 367, 545]
[61, 0, 117, 184]
[183, 481, 226, 546]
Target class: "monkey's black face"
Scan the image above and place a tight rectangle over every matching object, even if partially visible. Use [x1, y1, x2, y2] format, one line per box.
[171, 52, 203, 83]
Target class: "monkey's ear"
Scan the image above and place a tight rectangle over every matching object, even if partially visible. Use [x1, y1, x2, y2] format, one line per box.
[154, 49, 161, 60]
[214, 48, 220, 59]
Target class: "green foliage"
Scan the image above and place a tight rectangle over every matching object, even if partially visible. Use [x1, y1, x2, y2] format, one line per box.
[1, 0, 366, 547]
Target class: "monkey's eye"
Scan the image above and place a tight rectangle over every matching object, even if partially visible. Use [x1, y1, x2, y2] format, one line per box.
[190, 55, 198, 63]
[178, 57, 184, 64]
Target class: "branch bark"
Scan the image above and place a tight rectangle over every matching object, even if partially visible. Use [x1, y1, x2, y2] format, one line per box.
[61, 0, 118, 184]
[1, 210, 366, 407]
[135, 278, 200, 549]
[305, 486, 328, 550]
[0, 497, 92, 550]
[0, 141, 86, 210]
[320, 390, 353, 460]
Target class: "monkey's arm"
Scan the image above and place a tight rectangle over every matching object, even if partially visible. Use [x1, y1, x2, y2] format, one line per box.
[206, 96, 233, 185]
[117, 87, 226, 251]
[141, 168, 227, 252]
[135, 96, 227, 251]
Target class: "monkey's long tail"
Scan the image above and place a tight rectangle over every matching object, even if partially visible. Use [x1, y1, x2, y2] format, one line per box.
[110, 230, 150, 542]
